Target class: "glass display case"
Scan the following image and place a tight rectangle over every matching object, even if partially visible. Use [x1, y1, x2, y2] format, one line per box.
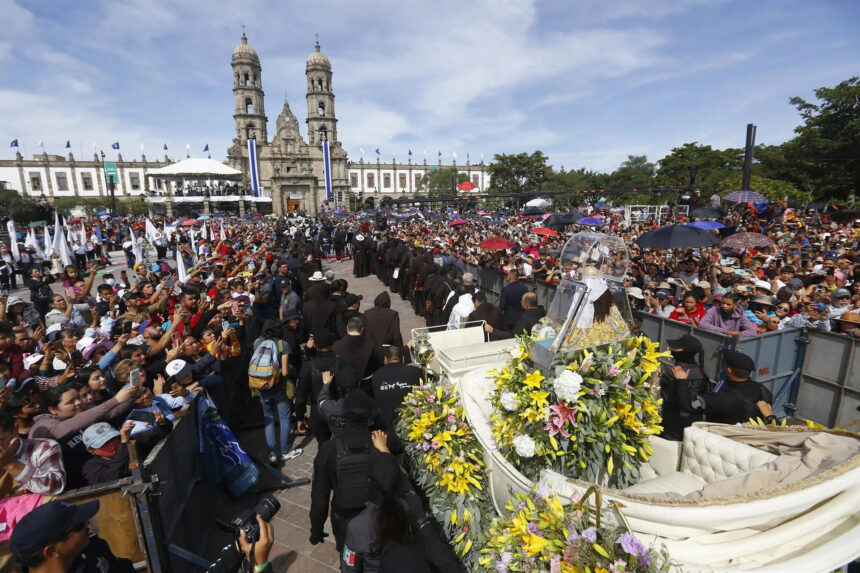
[531, 231, 634, 367]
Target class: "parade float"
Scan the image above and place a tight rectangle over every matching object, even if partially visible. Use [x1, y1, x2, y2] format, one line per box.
[404, 231, 860, 572]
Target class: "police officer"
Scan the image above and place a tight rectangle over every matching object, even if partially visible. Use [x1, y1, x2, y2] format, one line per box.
[318, 367, 386, 440]
[659, 335, 707, 440]
[295, 328, 343, 443]
[370, 346, 422, 430]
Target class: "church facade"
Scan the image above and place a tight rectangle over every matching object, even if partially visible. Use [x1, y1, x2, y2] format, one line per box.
[225, 35, 350, 216]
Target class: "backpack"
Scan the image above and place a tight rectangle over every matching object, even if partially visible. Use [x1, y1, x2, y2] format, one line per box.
[248, 339, 284, 390]
[334, 435, 371, 510]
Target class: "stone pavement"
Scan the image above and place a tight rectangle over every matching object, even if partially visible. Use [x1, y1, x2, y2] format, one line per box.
[264, 257, 426, 571]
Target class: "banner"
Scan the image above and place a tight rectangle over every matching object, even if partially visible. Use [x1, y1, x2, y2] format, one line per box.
[6, 220, 19, 260]
[247, 137, 260, 197]
[52, 213, 73, 266]
[322, 139, 333, 202]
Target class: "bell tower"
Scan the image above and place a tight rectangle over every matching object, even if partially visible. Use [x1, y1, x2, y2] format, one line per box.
[305, 40, 337, 146]
[232, 33, 268, 144]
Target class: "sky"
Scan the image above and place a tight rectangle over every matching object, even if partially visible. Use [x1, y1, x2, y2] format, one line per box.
[1, 0, 857, 173]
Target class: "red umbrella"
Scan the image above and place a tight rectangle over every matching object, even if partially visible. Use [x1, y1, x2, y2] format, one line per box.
[531, 227, 558, 237]
[457, 181, 476, 191]
[478, 237, 514, 250]
[180, 220, 198, 227]
[449, 219, 468, 227]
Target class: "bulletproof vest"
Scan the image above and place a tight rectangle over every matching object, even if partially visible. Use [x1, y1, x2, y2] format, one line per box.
[335, 433, 372, 510]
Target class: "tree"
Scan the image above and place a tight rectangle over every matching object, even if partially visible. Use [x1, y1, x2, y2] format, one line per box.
[0, 189, 41, 223]
[609, 155, 655, 189]
[718, 174, 811, 205]
[418, 167, 468, 198]
[783, 77, 860, 200]
[487, 151, 553, 194]
[655, 143, 743, 194]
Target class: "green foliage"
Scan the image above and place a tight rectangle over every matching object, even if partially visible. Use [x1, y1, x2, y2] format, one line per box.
[655, 142, 743, 194]
[487, 151, 552, 193]
[0, 189, 41, 223]
[418, 167, 467, 198]
[120, 200, 151, 216]
[609, 154, 655, 188]
[718, 174, 812, 205]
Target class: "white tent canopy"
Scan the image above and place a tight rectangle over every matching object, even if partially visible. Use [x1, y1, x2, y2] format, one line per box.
[148, 158, 241, 178]
[525, 198, 551, 207]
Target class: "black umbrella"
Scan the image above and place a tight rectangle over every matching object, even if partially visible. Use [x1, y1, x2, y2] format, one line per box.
[689, 206, 726, 219]
[635, 224, 720, 249]
[545, 211, 584, 227]
[522, 206, 546, 216]
[829, 209, 860, 223]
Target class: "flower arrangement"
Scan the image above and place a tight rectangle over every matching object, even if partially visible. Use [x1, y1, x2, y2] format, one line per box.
[480, 487, 671, 573]
[396, 382, 495, 569]
[490, 335, 667, 488]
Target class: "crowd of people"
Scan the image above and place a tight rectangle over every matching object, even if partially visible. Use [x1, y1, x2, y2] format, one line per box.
[0, 194, 857, 571]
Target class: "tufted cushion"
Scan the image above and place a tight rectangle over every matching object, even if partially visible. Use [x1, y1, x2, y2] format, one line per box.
[622, 471, 706, 495]
[679, 426, 778, 484]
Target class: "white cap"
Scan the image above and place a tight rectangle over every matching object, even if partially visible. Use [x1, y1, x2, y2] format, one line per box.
[166, 359, 192, 380]
[52, 357, 68, 371]
[23, 354, 44, 370]
[627, 287, 644, 299]
[46, 323, 63, 335]
[76, 336, 95, 352]
[754, 280, 772, 291]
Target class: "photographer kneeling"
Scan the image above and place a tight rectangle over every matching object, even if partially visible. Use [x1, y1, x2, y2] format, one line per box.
[207, 510, 275, 573]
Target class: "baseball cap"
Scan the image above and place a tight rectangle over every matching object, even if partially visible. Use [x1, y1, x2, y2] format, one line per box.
[11, 500, 100, 559]
[344, 293, 363, 307]
[627, 287, 644, 300]
[832, 288, 851, 299]
[282, 308, 300, 322]
[666, 334, 703, 354]
[82, 422, 121, 449]
[724, 350, 755, 372]
[825, 250, 839, 260]
[312, 327, 336, 348]
[784, 278, 804, 292]
[754, 280, 773, 292]
[697, 281, 711, 290]
[166, 359, 193, 381]
[655, 289, 671, 299]
[23, 353, 44, 370]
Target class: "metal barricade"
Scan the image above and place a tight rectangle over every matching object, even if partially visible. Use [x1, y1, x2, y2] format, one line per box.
[797, 331, 860, 428]
[636, 311, 732, 382]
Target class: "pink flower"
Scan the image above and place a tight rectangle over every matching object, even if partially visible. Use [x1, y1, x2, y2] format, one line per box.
[608, 364, 621, 377]
[544, 400, 577, 438]
[447, 415, 457, 423]
[431, 440, 440, 450]
[427, 395, 436, 402]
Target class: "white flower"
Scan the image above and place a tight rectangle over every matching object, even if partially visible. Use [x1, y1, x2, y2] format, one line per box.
[513, 434, 537, 458]
[554, 370, 583, 403]
[508, 346, 523, 359]
[500, 391, 519, 412]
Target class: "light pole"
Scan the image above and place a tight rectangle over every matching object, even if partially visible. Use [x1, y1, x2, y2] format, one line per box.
[100, 150, 116, 217]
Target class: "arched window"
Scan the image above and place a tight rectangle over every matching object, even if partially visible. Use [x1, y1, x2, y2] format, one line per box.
[318, 102, 325, 117]
[317, 79, 323, 91]
[236, 73, 240, 86]
[245, 98, 253, 114]
[244, 73, 249, 86]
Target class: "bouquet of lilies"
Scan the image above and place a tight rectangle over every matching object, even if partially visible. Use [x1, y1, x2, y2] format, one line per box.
[396, 382, 495, 569]
[480, 486, 671, 573]
[490, 335, 668, 488]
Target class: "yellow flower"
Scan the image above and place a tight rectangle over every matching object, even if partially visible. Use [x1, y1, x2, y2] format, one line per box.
[523, 532, 548, 557]
[432, 430, 453, 450]
[523, 371, 545, 389]
[529, 390, 550, 409]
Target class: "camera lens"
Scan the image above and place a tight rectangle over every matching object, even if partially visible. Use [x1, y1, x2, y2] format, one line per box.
[254, 495, 280, 522]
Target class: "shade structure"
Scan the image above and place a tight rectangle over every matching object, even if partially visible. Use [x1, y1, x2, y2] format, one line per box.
[148, 157, 242, 178]
[635, 224, 720, 249]
[531, 227, 558, 237]
[477, 237, 514, 250]
[687, 221, 725, 231]
[720, 232, 776, 250]
[525, 198, 550, 207]
[522, 206, 546, 216]
[457, 180, 476, 191]
[724, 190, 767, 203]
[449, 219, 468, 227]
[577, 217, 604, 227]
[689, 206, 726, 219]
[829, 209, 860, 223]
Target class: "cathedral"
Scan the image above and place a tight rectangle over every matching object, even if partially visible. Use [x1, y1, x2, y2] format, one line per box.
[225, 34, 349, 215]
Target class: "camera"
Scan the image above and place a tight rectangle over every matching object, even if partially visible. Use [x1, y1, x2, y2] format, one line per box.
[223, 495, 280, 543]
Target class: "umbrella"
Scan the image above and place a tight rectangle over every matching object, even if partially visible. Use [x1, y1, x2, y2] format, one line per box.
[457, 181, 476, 191]
[555, 212, 585, 225]
[720, 232, 775, 250]
[522, 206, 546, 216]
[531, 227, 558, 237]
[635, 225, 720, 249]
[196, 215, 211, 220]
[577, 217, 604, 227]
[829, 209, 860, 223]
[478, 237, 514, 250]
[449, 219, 468, 227]
[805, 202, 825, 211]
[181, 220, 199, 226]
[724, 190, 767, 203]
[689, 206, 726, 219]
[525, 198, 550, 208]
[687, 221, 725, 231]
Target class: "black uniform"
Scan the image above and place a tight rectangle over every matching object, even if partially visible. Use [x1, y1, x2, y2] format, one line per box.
[370, 363, 422, 428]
[295, 351, 344, 442]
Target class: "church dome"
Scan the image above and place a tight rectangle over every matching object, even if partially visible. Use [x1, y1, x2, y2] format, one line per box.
[306, 41, 331, 69]
[232, 33, 259, 62]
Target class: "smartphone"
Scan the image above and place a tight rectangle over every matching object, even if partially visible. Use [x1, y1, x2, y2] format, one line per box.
[221, 320, 230, 332]
[127, 409, 156, 425]
[130, 368, 142, 387]
[171, 332, 182, 348]
[0, 287, 8, 297]
[64, 287, 75, 299]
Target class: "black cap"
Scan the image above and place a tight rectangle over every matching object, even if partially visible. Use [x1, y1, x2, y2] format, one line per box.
[344, 293, 363, 307]
[344, 388, 374, 422]
[725, 350, 755, 372]
[666, 334, 703, 354]
[312, 327, 336, 348]
[282, 308, 301, 322]
[11, 500, 99, 558]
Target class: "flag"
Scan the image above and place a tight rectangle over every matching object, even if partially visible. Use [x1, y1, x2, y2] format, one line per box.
[140, 142, 145, 152]
[65, 141, 71, 149]
[6, 221, 19, 260]
[26, 228, 44, 259]
[10, 139, 17, 148]
[359, 147, 364, 156]
[145, 218, 158, 243]
[163, 143, 168, 150]
[392, 149, 396, 157]
[44, 225, 53, 258]
[176, 245, 189, 284]
[111, 142, 120, 150]
[203, 144, 209, 152]
[37, 140, 45, 149]
[323, 140, 333, 202]
[185, 143, 190, 151]
[480, 152, 484, 162]
[453, 151, 457, 160]
[219, 221, 226, 242]
[423, 150, 427, 157]
[247, 138, 260, 197]
[53, 213, 73, 266]
[129, 228, 143, 265]
[437, 151, 442, 158]
[408, 149, 412, 156]
[375, 148, 380, 155]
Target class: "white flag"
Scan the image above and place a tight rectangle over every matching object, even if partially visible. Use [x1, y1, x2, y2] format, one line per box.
[175, 246, 188, 284]
[37, 140, 45, 149]
[140, 142, 145, 153]
[145, 218, 158, 244]
[359, 147, 364, 156]
[129, 228, 143, 266]
[44, 225, 53, 258]
[452, 151, 457, 160]
[25, 228, 45, 259]
[219, 221, 226, 242]
[53, 213, 73, 266]
[6, 220, 19, 260]
[81, 221, 87, 245]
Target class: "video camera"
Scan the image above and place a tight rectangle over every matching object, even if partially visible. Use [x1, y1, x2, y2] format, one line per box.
[220, 495, 280, 543]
